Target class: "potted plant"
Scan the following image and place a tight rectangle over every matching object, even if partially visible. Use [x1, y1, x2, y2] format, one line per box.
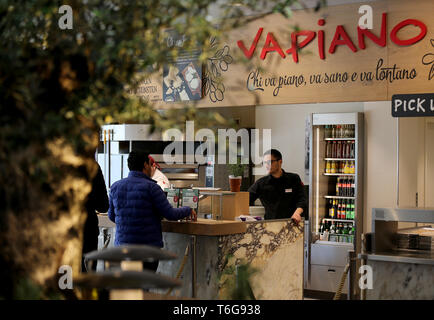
[227, 158, 247, 192]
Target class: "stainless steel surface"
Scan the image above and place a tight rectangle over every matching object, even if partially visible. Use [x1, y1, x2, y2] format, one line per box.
[372, 220, 398, 253]
[303, 220, 310, 289]
[348, 250, 356, 300]
[311, 242, 353, 267]
[100, 124, 162, 141]
[159, 163, 199, 169]
[162, 173, 199, 180]
[372, 207, 434, 223]
[358, 252, 434, 265]
[97, 125, 208, 188]
[312, 112, 358, 125]
[369, 208, 434, 265]
[190, 235, 197, 298]
[309, 264, 348, 294]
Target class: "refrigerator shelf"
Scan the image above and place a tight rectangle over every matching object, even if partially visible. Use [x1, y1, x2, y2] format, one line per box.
[322, 218, 355, 223]
[324, 138, 356, 141]
[322, 233, 354, 236]
[324, 158, 355, 161]
[323, 173, 355, 176]
[314, 240, 355, 246]
[324, 195, 355, 199]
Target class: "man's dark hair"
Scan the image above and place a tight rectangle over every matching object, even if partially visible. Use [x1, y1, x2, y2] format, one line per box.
[264, 149, 282, 161]
[128, 150, 150, 171]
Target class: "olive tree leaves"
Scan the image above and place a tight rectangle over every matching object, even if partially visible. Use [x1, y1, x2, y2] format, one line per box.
[203, 38, 233, 103]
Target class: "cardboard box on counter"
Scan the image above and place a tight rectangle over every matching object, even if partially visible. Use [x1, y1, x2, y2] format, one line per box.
[209, 191, 249, 221]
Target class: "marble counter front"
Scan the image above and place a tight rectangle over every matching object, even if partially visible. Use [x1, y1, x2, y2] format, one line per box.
[359, 252, 434, 299]
[97, 214, 305, 300]
[158, 219, 304, 300]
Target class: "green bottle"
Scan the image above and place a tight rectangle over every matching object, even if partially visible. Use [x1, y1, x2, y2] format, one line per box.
[351, 201, 355, 220]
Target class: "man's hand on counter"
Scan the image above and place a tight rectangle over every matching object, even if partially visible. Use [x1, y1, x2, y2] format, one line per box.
[291, 211, 302, 225]
[189, 209, 197, 222]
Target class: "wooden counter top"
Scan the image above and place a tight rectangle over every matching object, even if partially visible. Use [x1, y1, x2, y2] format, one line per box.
[98, 215, 247, 236]
[161, 218, 247, 236]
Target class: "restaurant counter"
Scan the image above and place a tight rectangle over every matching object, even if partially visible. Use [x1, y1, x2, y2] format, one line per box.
[97, 214, 304, 300]
[357, 207, 434, 300]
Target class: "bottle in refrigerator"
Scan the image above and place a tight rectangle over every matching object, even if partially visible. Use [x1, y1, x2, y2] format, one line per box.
[343, 161, 349, 174]
[325, 141, 331, 158]
[337, 141, 342, 158]
[351, 200, 355, 219]
[350, 178, 356, 197]
[331, 200, 337, 219]
[346, 177, 350, 196]
[332, 141, 337, 158]
[341, 177, 346, 196]
[336, 223, 342, 235]
[345, 141, 351, 158]
[342, 199, 347, 220]
[350, 141, 355, 158]
[330, 221, 336, 234]
[331, 161, 337, 174]
[343, 223, 349, 234]
[319, 220, 325, 233]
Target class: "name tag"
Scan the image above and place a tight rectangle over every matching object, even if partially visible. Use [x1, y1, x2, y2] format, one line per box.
[285, 189, 293, 193]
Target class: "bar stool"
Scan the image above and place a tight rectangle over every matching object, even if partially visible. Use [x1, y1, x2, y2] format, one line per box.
[77, 244, 180, 299]
[84, 244, 177, 271]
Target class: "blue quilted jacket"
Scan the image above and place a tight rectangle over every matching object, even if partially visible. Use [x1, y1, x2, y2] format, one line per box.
[108, 171, 191, 247]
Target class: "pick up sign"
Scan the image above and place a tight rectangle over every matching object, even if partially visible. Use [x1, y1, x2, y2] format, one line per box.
[392, 93, 434, 117]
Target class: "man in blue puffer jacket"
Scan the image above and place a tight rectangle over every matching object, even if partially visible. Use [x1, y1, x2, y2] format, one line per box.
[108, 150, 195, 270]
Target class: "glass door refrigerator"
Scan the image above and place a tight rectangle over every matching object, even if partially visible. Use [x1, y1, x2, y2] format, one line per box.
[304, 112, 364, 298]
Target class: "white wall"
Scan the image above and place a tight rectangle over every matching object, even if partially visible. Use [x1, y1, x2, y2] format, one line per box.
[255, 101, 397, 233]
[363, 101, 398, 233]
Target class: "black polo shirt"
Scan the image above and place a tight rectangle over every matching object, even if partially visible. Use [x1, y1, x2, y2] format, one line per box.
[248, 170, 307, 220]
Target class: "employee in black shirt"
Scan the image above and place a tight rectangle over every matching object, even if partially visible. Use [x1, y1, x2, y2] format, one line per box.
[248, 149, 307, 222]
